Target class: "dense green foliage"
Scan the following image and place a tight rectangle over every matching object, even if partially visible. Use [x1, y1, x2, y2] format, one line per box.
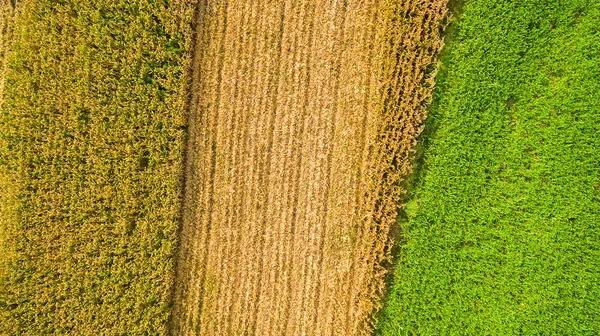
[0, 1, 194, 333]
[377, 0, 600, 334]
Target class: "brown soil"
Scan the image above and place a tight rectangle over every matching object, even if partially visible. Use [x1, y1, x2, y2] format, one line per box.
[170, 1, 449, 335]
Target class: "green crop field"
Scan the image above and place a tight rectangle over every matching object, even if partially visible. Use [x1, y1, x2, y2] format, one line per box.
[0, 1, 195, 334]
[376, 0, 600, 334]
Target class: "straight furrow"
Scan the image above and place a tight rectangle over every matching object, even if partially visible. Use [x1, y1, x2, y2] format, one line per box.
[281, 2, 318, 334]
[194, 1, 231, 331]
[272, 1, 306, 333]
[312, 1, 348, 334]
[169, 0, 208, 332]
[220, 1, 267, 334]
[211, 2, 258, 333]
[244, 0, 293, 332]
[295, 1, 345, 334]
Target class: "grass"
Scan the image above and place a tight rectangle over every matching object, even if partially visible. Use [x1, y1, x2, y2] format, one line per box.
[0, 1, 195, 334]
[376, 0, 600, 334]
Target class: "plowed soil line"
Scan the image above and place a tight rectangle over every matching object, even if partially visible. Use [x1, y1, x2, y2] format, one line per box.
[170, 1, 449, 335]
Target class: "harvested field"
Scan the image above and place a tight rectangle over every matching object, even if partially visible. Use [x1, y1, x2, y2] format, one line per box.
[171, 1, 449, 335]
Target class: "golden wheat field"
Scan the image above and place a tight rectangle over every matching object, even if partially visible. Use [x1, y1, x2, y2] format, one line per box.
[171, 1, 448, 335]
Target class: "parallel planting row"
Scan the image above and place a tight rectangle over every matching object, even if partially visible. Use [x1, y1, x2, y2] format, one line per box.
[171, 1, 449, 335]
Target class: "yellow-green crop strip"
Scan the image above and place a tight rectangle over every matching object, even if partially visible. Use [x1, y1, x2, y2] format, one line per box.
[0, 1, 195, 333]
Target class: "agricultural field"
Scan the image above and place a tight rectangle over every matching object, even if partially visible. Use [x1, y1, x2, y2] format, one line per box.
[1, 0, 598, 335]
[0, 0, 449, 334]
[170, 1, 448, 335]
[0, 0, 196, 334]
[376, 0, 600, 334]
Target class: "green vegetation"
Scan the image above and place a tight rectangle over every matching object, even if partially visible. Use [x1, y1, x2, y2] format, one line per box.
[377, 0, 600, 334]
[0, 1, 194, 334]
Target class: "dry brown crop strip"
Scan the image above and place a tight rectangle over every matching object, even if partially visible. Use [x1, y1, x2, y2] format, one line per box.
[171, 0, 449, 335]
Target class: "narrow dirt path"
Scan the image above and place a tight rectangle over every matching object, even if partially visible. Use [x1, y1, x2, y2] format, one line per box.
[171, 1, 449, 335]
